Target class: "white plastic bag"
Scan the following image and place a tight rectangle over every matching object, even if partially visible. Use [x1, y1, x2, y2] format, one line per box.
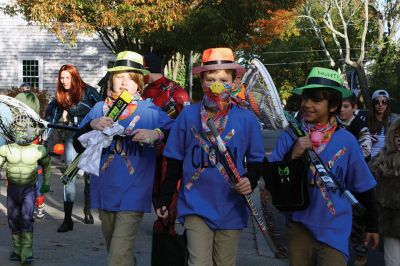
[78, 123, 124, 176]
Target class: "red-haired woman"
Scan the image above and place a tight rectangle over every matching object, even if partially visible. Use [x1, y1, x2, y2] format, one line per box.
[47, 64, 102, 232]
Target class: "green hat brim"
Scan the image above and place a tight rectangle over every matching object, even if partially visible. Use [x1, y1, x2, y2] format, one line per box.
[293, 84, 352, 98]
[107, 66, 150, 75]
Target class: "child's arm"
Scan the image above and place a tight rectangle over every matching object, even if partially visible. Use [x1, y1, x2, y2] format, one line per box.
[355, 188, 380, 249]
[0, 145, 6, 168]
[234, 162, 263, 195]
[38, 146, 51, 193]
[155, 157, 183, 219]
[131, 105, 173, 145]
[358, 126, 372, 160]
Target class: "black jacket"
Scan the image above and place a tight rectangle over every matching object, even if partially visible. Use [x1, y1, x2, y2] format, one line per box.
[46, 85, 102, 126]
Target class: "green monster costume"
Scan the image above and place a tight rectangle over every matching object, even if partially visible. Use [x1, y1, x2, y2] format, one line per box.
[0, 92, 51, 264]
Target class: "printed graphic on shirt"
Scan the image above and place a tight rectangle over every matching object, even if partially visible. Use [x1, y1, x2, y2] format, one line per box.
[186, 127, 236, 190]
[101, 137, 145, 174]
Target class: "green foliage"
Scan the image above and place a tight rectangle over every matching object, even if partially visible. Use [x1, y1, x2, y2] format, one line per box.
[241, 24, 332, 103]
[368, 45, 400, 113]
[3, 0, 300, 98]
[279, 80, 295, 102]
[175, 64, 187, 88]
[3, 0, 289, 59]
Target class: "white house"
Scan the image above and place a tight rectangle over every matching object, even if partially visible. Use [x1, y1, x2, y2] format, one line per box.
[0, 0, 115, 94]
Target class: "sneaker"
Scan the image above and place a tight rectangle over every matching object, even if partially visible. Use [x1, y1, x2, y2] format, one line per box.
[36, 204, 45, 219]
[22, 255, 34, 264]
[353, 244, 368, 266]
[84, 214, 94, 224]
[354, 255, 367, 266]
[9, 252, 20, 261]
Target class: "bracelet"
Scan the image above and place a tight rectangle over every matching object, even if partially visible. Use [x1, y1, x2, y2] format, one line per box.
[154, 128, 164, 143]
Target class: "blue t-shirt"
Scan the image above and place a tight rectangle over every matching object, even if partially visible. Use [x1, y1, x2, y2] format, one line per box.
[270, 128, 376, 259]
[163, 103, 265, 230]
[79, 101, 173, 212]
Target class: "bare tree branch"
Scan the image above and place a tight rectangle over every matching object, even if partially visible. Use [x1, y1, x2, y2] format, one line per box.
[298, 9, 336, 67]
[358, 0, 369, 65]
[325, 8, 345, 61]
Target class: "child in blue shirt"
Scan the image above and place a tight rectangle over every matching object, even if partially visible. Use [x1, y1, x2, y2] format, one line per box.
[73, 51, 172, 266]
[269, 67, 379, 265]
[156, 48, 264, 266]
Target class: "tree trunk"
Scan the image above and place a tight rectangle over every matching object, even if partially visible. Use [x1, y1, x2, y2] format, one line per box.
[355, 65, 370, 108]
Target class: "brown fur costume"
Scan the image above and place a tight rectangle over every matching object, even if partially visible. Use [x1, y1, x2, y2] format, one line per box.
[369, 116, 400, 238]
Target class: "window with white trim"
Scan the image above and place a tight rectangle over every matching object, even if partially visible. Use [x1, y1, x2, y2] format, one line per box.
[19, 57, 43, 89]
[22, 60, 39, 88]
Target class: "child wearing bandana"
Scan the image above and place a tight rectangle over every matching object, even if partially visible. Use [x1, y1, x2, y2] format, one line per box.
[155, 48, 264, 266]
[269, 67, 379, 266]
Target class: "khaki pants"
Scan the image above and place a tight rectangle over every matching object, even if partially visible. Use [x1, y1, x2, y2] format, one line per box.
[287, 221, 346, 266]
[184, 215, 241, 266]
[99, 210, 144, 266]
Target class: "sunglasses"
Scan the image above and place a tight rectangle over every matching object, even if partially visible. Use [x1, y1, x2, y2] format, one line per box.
[373, 99, 388, 105]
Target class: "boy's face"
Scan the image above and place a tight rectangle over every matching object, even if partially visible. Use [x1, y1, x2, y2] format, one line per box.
[339, 100, 355, 122]
[203, 70, 234, 92]
[112, 71, 139, 96]
[301, 91, 337, 124]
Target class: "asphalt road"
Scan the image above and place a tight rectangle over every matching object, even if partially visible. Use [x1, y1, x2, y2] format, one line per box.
[0, 157, 287, 266]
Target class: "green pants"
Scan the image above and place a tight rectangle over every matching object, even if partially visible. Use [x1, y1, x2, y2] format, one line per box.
[99, 210, 143, 266]
[184, 215, 241, 266]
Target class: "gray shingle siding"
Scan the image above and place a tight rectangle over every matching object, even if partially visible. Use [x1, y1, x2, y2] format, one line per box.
[0, 5, 115, 94]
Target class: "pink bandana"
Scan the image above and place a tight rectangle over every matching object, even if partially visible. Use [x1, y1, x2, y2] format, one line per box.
[302, 116, 337, 154]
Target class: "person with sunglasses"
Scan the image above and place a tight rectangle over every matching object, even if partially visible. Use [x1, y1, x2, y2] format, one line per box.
[364, 90, 396, 158]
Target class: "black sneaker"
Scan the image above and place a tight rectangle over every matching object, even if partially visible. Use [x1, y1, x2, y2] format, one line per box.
[84, 214, 94, 224]
[9, 252, 20, 261]
[22, 256, 34, 264]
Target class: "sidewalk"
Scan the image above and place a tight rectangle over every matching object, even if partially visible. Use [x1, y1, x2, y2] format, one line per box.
[0, 157, 287, 266]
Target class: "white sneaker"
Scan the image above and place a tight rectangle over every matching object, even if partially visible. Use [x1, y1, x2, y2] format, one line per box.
[36, 204, 45, 219]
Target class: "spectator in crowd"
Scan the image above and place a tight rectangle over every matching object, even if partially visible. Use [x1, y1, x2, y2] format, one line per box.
[360, 89, 396, 158]
[47, 64, 102, 232]
[369, 117, 400, 266]
[338, 92, 372, 161]
[142, 52, 190, 235]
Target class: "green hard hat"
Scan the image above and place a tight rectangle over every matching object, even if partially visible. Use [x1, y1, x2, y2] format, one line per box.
[293, 67, 352, 98]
